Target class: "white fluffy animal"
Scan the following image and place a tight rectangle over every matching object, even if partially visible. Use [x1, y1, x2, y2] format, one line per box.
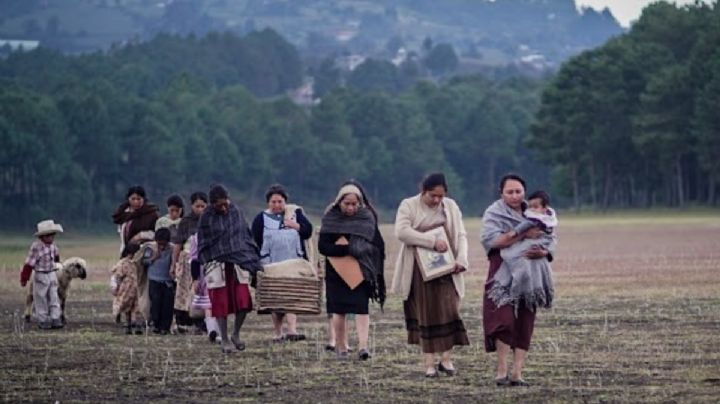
[24, 257, 88, 323]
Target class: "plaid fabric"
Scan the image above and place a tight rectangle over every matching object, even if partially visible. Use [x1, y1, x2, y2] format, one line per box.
[24, 241, 58, 272]
[197, 203, 262, 273]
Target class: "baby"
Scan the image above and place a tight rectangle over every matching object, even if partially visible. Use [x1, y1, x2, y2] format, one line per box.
[509, 190, 558, 237]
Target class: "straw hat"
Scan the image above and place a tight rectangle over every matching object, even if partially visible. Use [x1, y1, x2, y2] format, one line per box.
[34, 220, 64, 237]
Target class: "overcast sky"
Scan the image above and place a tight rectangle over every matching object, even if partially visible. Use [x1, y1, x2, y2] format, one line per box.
[575, 0, 710, 27]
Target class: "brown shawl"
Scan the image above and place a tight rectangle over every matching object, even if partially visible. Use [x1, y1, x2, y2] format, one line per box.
[112, 203, 160, 244]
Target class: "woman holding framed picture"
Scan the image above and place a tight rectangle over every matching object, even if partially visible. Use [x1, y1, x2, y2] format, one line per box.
[392, 172, 470, 378]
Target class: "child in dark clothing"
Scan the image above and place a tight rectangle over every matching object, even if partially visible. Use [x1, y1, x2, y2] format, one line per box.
[144, 228, 175, 334]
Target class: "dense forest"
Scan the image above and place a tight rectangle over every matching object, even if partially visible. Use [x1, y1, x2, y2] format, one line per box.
[0, 1, 718, 229]
[529, 1, 720, 208]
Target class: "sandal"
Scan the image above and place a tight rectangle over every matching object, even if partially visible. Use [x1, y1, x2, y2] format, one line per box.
[221, 344, 234, 354]
[325, 344, 336, 352]
[425, 368, 439, 378]
[285, 333, 306, 342]
[272, 336, 285, 344]
[510, 379, 530, 387]
[230, 336, 246, 351]
[495, 376, 510, 386]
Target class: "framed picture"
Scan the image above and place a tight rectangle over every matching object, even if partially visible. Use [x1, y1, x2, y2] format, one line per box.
[414, 227, 456, 281]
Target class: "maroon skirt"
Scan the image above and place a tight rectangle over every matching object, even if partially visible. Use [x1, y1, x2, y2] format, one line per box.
[483, 252, 536, 352]
[208, 263, 252, 318]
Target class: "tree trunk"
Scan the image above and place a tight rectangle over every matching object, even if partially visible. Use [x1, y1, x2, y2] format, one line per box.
[589, 162, 597, 208]
[602, 162, 612, 211]
[676, 156, 684, 207]
[571, 164, 580, 213]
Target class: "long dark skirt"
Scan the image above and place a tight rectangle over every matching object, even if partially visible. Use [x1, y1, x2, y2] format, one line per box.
[483, 252, 536, 352]
[403, 264, 469, 354]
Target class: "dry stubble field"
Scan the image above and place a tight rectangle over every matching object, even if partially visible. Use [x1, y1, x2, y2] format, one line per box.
[1, 213, 719, 403]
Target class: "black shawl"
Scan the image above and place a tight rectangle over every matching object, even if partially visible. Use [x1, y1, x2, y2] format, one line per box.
[321, 206, 386, 307]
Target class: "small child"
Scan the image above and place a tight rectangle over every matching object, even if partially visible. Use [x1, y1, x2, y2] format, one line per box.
[155, 194, 184, 241]
[488, 191, 558, 313]
[509, 190, 558, 237]
[20, 220, 64, 329]
[189, 233, 221, 343]
[144, 228, 175, 334]
[110, 243, 142, 335]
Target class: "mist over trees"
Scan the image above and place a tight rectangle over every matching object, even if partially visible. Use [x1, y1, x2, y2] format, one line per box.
[0, 1, 718, 229]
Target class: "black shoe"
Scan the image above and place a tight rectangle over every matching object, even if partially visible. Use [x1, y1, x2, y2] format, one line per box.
[38, 322, 52, 330]
[230, 336, 246, 351]
[160, 329, 169, 335]
[152, 328, 161, 334]
[325, 344, 336, 352]
[24, 315, 31, 323]
[358, 349, 371, 361]
[133, 324, 144, 335]
[438, 362, 456, 376]
[125, 327, 133, 335]
[286, 333, 306, 342]
[495, 376, 510, 386]
[510, 379, 530, 387]
[51, 319, 64, 329]
[209, 330, 218, 343]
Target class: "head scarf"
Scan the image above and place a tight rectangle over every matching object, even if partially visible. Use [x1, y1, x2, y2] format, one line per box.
[325, 184, 364, 213]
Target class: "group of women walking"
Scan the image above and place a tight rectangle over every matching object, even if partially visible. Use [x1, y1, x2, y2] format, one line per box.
[109, 172, 555, 386]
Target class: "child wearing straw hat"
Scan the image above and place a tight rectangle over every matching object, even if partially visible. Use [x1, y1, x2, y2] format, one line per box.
[20, 220, 65, 329]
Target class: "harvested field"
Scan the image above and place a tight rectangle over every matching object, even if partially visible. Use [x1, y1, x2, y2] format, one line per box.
[1, 214, 719, 403]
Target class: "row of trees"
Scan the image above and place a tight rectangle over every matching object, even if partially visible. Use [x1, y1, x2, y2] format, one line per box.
[529, 1, 720, 208]
[0, 30, 546, 227]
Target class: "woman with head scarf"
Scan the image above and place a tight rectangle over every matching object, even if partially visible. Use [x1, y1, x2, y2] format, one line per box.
[319, 180, 385, 360]
[196, 184, 263, 354]
[392, 173, 470, 377]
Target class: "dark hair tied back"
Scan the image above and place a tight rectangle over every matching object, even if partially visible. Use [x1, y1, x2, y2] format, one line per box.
[126, 185, 146, 200]
[421, 172, 448, 193]
[265, 184, 288, 202]
[190, 192, 208, 204]
[498, 174, 526, 194]
[166, 194, 184, 209]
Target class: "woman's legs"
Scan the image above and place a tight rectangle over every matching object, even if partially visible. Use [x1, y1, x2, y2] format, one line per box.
[355, 314, 369, 351]
[423, 353, 436, 374]
[271, 312, 284, 338]
[286, 313, 298, 335]
[511, 348, 528, 381]
[440, 350, 455, 370]
[332, 314, 347, 353]
[231, 311, 247, 342]
[495, 339, 511, 379]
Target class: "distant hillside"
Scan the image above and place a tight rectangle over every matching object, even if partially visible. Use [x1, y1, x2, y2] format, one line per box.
[0, 0, 623, 68]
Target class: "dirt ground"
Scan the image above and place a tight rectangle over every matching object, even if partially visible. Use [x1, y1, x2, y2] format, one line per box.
[1, 216, 719, 403]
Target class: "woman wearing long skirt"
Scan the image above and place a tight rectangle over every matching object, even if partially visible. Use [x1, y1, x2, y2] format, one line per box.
[197, 184, 263, 354]
[392, 173, 469, 377]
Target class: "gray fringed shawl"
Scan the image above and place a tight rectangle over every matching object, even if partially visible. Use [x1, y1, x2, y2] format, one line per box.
[481, 199, 556, 313]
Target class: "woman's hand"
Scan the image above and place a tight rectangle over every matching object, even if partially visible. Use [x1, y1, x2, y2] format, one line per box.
[524, 246, 548, 259]
[434, 239, 449, 253]
[191, 281, 199, 294]
[452, 264, 466, 274]
[524, 227, 544, 240]
[283, 219, 300, 230]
